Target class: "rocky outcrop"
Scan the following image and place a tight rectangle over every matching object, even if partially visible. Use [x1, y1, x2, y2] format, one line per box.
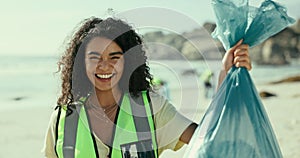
[181, 24, 225, 60]
[270, 75, 300, 84]
[145, 42, 185, 60]
[259, 91, 277, 98]
[143, 20, 300, 64]
[250, 20, 300, 65]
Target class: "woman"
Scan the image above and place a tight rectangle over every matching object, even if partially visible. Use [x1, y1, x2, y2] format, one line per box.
[43, 17, 251, 158]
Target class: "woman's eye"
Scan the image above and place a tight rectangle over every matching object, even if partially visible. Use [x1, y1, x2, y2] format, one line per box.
[89, 56, 100, 60]
[111, 56, 120, 60]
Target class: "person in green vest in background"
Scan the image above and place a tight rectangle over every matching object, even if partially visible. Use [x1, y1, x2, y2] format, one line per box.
[200, 69, 214, 99]
[42, 17, 252, 158]
[152, 77, 170, 101]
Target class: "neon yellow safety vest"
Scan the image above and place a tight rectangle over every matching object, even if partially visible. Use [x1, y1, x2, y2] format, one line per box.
[55, 91, 158, 158]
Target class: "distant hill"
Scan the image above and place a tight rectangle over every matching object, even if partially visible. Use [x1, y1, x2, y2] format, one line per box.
[250, 19, 300, 65]
[142, 19, 300, 65]
[142, 24, 224, 60]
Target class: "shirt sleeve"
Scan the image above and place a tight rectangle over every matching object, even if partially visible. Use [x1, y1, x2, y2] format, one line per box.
[41, 109, 59, 158]
[149, 92, 193, 155]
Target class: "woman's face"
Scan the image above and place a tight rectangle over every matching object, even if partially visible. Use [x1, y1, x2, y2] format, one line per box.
[85, 37, 124, 92]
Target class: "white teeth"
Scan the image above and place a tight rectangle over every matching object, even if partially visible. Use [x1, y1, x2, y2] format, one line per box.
[96, 74, 114, 79]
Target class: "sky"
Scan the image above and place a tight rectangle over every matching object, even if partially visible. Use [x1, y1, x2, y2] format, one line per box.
[0, 0, 299, 56]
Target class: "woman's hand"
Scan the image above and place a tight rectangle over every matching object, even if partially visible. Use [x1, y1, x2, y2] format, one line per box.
[222, 39, 252, 71]
[217, 39, 252, 89]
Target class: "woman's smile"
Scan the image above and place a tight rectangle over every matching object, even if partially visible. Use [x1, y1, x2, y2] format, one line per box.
[95, 73, 116, 80]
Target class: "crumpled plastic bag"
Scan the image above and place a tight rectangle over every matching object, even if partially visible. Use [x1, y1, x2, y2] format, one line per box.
[211, 0, 295, 50]
[183, 0, 295, 158]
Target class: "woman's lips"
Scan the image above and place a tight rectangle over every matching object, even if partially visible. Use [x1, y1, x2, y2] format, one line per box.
[95, 73, 115, 80]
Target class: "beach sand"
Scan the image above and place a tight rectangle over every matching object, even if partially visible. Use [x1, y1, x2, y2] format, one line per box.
[0, 106, 53, 158]
[0, 82, 299, 158]
[161, 81, 300, 158]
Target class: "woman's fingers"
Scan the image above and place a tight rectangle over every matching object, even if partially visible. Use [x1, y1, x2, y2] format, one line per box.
[228, 39, 243, 54]
[233, 44, 251, 70]
[222, 39, 253, 71]
[233, 55, 250, 64]
[234, 45, 249, 57]
[235, 61, 252, 70]
[233, 54, 252, 70]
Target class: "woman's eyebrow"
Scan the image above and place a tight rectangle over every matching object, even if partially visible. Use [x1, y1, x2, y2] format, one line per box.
[87, 51, 100, 56]
[109, 52, 123, 56]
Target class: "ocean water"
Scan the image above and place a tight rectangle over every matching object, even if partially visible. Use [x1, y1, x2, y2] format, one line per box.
[0, 55, 299, 111]
[0, 56, 60, 111]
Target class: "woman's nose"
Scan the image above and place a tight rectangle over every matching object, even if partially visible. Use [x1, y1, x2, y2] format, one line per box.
[97, 60, 110, 70]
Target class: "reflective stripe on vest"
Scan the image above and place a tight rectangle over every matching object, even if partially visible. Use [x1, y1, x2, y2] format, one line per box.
[56, 99, 98, 158]
[55, 91, 158, 158]
[111, 91, 158, 158]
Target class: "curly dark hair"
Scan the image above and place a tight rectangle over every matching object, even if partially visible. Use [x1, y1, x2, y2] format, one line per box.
[57, 17, 153, 106]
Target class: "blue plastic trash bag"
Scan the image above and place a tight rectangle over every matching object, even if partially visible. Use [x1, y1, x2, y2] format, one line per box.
[184, 67, 283, 158]
[183, 0, 295, 158]
[211, 0, 295, 50]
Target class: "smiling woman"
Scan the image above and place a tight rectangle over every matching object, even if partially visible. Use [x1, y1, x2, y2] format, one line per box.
[85, 37, 124, 94]
[43, 17, 197, 158]
[42, 16, 252, 158]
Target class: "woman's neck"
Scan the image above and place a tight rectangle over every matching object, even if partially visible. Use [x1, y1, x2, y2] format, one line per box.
[90, 88, 122, 108]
